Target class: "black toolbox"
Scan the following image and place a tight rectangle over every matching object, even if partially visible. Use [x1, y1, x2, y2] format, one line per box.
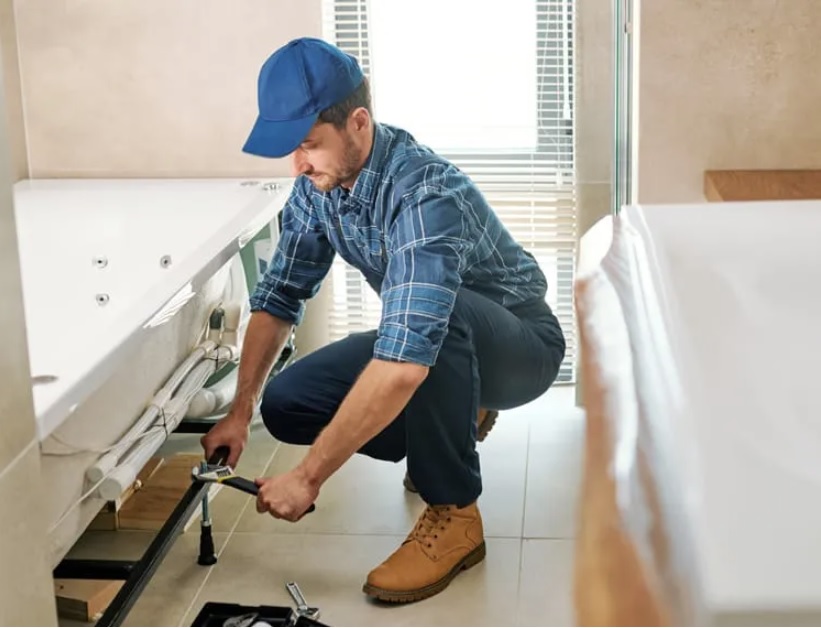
[190, 602, 328, 626]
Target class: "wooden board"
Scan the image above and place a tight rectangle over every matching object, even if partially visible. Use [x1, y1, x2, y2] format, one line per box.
[88, 457, 165, 530]
[117, 453, 221, 531]
[88, 454, 220, 532]
[54, 579, 124, 622]
[705, 169, 821, 202]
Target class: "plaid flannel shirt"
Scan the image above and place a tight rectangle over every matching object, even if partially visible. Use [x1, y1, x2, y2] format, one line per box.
[250, 123, 548, 367]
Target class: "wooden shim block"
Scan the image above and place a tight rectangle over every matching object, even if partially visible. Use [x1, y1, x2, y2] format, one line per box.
[87, 507, 119, 532]
[139, 453, 200, 491]
[54, 579, 124, 622]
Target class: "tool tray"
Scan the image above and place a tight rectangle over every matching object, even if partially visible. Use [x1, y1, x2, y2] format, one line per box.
[191, 602, 328, 626]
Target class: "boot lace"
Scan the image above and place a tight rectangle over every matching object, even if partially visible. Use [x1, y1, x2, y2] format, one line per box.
[409, 505, 453, 548]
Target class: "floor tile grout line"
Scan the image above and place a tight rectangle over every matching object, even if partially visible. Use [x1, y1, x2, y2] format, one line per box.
[515, 537, 526, 626]
[519, 418, 533, 540]
[224, 530, 530, 539]
[176, 440, 283, 626]
[514, 421, 532, 626]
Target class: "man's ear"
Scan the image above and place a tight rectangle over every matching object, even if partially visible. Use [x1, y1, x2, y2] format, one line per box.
[349, 107, 371, 132]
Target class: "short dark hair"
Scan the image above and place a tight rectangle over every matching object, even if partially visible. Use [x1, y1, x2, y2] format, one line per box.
[318, 77, 372, 128]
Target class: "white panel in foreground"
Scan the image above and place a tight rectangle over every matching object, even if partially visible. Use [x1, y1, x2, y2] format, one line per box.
[580, 199, 821, 624]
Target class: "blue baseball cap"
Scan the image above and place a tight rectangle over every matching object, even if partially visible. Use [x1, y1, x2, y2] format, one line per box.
[242, 37, 365, 159]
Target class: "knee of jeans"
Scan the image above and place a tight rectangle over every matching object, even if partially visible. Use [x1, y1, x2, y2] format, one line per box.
[259, 377, 296, 443]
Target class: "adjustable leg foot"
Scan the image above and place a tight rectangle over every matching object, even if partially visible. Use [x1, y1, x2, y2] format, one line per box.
[198, 522, 218, 566]
[197, 461, 218, 566]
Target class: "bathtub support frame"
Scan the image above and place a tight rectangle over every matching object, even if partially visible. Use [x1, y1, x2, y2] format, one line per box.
[51, 333, 298, 626]
[53, 448, 224, 626]
[53, 559, 135, 581]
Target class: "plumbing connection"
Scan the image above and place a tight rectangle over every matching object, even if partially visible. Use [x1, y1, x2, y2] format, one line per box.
[87, 252, 252, 500]
[86, 304, 240, 501]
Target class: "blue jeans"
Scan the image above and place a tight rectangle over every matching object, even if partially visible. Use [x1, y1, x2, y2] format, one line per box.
[260, 289, 566, 507]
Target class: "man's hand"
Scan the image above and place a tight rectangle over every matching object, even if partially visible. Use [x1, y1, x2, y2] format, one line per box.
[255, 468, 318, 522]
[200, 410, 250, 468]
[200, 311, 293, 467]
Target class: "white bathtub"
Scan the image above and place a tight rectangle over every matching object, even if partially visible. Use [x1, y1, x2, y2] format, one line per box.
[12, 177, 293, 563]
[575, 200, 821, 625]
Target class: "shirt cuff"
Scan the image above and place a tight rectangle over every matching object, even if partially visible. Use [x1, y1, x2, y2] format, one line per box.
[373, 323, 440, 367]
[249, 292, 304, 326]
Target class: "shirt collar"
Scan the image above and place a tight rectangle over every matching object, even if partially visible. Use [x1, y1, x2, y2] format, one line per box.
[334, 123, 392, 211]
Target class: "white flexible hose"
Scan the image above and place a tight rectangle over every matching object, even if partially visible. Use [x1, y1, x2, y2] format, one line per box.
[186, 357, 240, 418]
[85, 340, 216, 484]
[97, 344, 236, 500]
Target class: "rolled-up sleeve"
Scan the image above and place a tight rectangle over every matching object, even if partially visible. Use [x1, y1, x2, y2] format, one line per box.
[249, 181, 335, 325]
[373, 167, 475, 366]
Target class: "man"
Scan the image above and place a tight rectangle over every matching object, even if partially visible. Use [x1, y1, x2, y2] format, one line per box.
[202, 37, 566, 603]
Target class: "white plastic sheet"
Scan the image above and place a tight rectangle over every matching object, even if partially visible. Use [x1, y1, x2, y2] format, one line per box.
[574, 201, 821, 625]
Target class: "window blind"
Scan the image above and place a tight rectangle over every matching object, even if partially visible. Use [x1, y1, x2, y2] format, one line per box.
[321, 0, 577, 383]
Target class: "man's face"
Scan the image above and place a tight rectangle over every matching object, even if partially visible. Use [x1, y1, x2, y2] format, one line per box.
[290, 119, 365, 192]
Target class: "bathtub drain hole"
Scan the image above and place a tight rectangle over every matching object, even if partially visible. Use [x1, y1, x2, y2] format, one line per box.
[160, 255, 172, 268]
[32, 374, 58, 385]
[96, 293, 110, 306]
[92, 256, 108, 269]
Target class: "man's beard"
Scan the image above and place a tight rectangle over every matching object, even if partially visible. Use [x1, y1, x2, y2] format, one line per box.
[307, 135, 362, 192]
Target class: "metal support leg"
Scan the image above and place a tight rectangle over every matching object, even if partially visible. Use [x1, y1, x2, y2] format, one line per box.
[197, 461, 218, 566]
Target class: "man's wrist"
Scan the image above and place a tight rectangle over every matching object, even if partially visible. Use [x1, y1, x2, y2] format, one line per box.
[294, 455, 324, 490]
[228, 398, 256, 426]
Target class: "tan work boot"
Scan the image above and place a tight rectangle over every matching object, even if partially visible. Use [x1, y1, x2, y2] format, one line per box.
[403, 409, 498, 493]
[363, 502, 486, 603]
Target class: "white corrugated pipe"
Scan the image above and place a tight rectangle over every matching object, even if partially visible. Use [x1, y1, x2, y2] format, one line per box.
[85, 340, 217, 484]
[185, 364, 239, 418]
[93, 344, 236, 500]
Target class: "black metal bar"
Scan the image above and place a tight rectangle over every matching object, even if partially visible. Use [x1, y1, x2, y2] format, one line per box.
[95, 449, 227, 627]
[56, 327, 301, 624]
[54, 559, 136, 581]
[173, 419, 219, 434]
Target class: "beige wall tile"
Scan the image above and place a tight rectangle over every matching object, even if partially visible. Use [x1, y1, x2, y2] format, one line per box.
[577, 182, 612, 240]
[576, 0, 614, 185]
[0, 442, 58, 626]
[636, 0, 821, 204]
[0, 49, 35, 470]
[294, 277, 334, 358]
[15, 0, 322, 178]
[0, 0, 28, 180]
[574, 1, 614, 407]
[0, 30, 53, 626]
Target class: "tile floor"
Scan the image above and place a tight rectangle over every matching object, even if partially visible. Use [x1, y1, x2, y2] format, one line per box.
[60, 385, 584, 627]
